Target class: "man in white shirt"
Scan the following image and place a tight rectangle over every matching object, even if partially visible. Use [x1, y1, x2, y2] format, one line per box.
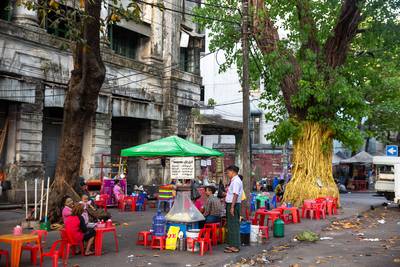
[224, 165, 243, 253]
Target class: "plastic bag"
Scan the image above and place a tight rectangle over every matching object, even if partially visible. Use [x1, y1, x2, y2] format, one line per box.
[217, 179, 226, 198]
[191, 181, 201, 201]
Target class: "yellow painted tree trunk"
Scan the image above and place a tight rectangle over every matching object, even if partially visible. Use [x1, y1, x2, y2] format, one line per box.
[283, 122, 340, 207]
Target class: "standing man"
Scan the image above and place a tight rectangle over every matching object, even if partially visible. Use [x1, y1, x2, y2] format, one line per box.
[224, 165, 243, 253]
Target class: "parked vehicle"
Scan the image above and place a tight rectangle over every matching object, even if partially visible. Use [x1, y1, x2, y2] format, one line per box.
[373, 156, 400, 203]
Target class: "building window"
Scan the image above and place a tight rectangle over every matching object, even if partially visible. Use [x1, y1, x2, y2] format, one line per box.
[43, 4, 74, 38]
[178, 105, 191, 136]
[0, 1, 12, 21]
[180, 47, 190, 72]
[250, 115, 261, 144]
[108, 24, 148, 60]
[179, 38, 201, 74]
[200, 85, 205, 102]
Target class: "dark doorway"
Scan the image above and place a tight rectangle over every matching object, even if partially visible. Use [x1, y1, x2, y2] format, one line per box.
[42, 108, 63, 179]
[111, 117, 149, 185]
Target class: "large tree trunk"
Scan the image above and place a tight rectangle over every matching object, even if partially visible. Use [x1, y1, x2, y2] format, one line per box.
[283, 122, 339, 207]
[48, 0, 106, 223]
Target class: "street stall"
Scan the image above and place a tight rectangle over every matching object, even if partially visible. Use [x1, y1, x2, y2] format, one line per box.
[340, 151, 373, 191]
[121, 136, 224, 251]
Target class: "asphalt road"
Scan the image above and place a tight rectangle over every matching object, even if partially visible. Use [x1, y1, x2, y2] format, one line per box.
[0, 193, 389, 267]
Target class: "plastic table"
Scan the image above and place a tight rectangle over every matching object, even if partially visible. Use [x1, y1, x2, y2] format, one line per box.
[281, 207, 301, 223]
[0, 234, 40, 267]
[94, 226, 119, 256]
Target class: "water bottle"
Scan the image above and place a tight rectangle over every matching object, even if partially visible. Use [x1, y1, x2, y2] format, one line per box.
[152, 211, 166, 236]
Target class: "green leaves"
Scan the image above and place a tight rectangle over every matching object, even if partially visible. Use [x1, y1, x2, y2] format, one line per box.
[196, 0, 400, 150]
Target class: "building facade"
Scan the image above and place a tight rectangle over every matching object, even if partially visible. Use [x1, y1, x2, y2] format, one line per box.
[0, 0, 204, 202]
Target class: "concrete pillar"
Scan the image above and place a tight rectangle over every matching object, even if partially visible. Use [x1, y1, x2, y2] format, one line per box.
[144, 0, 164, 63]
[13, 0, 39, 27]
[84, 113, 112, 179]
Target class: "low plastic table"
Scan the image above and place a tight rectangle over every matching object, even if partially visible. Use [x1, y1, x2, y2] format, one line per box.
[0, 234, 40, 267]
[94, 226, 119, 256]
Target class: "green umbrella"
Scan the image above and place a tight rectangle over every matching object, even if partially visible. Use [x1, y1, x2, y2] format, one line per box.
[120, 135, 224, 157]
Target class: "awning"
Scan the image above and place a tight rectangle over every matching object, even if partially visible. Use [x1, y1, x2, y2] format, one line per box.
[340, 151, 373, 164]
[121, 135, 224, 157]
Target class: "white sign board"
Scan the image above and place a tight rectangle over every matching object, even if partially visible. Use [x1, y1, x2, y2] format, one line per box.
[170, 157, 195, 180]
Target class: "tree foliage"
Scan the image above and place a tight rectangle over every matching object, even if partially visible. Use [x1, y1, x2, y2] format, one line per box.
[195, 0, 400, 151]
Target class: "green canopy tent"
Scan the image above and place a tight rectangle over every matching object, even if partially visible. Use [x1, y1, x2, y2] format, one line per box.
[120, 136, 224, 182]
[121, 135, 224, 157]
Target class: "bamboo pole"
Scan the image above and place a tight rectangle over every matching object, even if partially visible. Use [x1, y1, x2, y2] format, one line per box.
[34, 178, 37, 220]
[25, 180, 28, 220]
[39, 179, 44, 221]
[45, 177, 50, 221]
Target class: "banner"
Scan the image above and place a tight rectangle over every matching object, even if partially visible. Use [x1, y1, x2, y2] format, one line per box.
[170, 157, 195, 180]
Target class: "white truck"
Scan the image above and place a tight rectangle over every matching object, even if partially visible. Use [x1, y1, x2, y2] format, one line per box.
[373, 156, 400, 203]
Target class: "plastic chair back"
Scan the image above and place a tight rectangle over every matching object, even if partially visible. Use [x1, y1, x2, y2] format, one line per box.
[315, 197, 326, 203]
[32, 230, 48, 244]
[198, 228, 211, 240]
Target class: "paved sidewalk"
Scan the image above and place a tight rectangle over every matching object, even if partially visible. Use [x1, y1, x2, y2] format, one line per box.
[0, 193, 386, 267]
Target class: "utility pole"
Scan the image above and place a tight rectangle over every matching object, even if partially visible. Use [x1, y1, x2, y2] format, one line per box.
[241, 0, 251, 198]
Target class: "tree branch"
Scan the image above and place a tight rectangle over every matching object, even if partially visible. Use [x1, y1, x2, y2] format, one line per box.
[295, 0, 320, 59]
[250, 0, 304, 118]
[323, 0, 363, 68]
[250, 0, 279, 54]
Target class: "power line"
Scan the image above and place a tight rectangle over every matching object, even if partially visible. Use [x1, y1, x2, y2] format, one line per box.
[185, 0, 239, 11]
[136, 0, 238, 25]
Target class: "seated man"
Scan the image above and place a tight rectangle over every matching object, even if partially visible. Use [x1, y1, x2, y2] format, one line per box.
[274, 179, 285, 199]
[203, 186, 222, 223]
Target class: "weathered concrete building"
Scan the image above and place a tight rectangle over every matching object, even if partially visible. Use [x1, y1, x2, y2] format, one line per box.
[0, 0, 203, 202]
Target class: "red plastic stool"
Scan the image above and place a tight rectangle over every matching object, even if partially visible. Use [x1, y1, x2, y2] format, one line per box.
[266, 211, 281, 229]
[151, 236, 165, 250]
[137, 231, 152, 247]
[204, 223, 220, 246]
[259, 226, 269, 242]
[0, 249, 9, 267]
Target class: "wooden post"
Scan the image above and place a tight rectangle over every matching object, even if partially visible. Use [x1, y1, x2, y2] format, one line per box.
[24, 181, 28, 220]
[45, 177, 50, 221]
[39, 179, 44, 221]
[34, 178, 38, 220]
[241, 0, 252, 198]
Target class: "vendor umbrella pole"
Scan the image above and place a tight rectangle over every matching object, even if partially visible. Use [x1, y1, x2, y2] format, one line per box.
[24, 180, 28, 220]
[39, 179, 44, 221]
[34, 178, 37, 220]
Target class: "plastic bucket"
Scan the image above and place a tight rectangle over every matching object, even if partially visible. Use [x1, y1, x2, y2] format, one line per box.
[186, 229, 200, 252]
[240, 221, 251, 234]
[241, 233, 250, 245]
[250, 224, 259, 243]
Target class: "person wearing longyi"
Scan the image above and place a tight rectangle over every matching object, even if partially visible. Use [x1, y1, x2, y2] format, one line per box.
[224, 165, 243, 253]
